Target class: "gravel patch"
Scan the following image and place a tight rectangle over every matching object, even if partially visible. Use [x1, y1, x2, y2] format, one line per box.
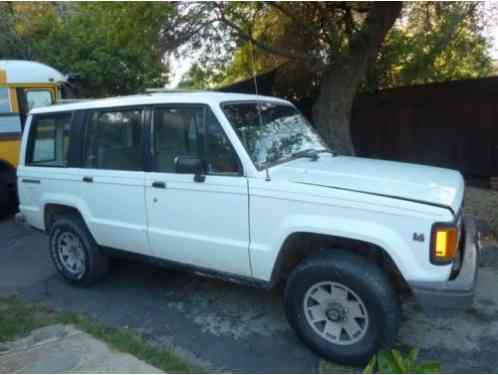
[464, 185, 498, 267]
[464, 185, 498, 238]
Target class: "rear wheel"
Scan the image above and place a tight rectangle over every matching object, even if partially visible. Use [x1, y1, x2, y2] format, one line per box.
[49, 214, 109, 286]
[284, 250, 400, 366]
[0, 166, 16, 218]
[0, 181, 9, 218]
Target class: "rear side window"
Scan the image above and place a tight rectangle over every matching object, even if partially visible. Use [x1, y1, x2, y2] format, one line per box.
[85, 109, 143, 171]
[28, 113, 72, 167]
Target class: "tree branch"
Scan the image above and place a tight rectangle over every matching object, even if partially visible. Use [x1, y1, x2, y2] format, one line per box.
[216, 7, 323, 69]
[267, 2, 319, 39]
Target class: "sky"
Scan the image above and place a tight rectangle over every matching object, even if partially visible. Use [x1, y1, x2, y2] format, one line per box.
[168, 54, 196, 88]
[489, 25, 498, 59]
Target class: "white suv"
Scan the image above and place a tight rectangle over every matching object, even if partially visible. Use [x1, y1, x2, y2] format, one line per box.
[17, 92, 479, 365]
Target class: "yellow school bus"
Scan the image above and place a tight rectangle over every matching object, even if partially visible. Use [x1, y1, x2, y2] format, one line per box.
[0, 60, 65, 213]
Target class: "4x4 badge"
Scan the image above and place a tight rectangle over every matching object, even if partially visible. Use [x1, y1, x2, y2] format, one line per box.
[413, 233, 425, 242]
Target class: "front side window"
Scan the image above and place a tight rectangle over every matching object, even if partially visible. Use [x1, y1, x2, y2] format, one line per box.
[152, 107, 202, 173]
[29, 113, 72, 167]
[152, 106, 241, 175]
[0, 88, 10, 113]
[85, 109, 143, 171]
[203, 110, 241, 175]
[26, 90, 53, 111]
[222, 102, 327, 170]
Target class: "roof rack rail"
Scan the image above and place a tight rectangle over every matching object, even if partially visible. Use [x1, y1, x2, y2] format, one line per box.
[55, 98, 93, 105]
[144, 88, 214, 94]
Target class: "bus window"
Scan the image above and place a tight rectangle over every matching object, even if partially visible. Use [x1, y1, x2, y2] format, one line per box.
[0, 88, 21, 137]
[0, 88, 10, 112]
[26, 90, 53, 110]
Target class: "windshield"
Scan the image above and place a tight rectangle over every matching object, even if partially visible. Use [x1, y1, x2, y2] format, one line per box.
[222, 101, 328, 170]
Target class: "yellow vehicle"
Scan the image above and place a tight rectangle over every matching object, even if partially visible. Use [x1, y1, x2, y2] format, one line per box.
[0, 60, 65, 213]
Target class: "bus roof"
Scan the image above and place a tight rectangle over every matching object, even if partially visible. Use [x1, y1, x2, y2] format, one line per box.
[0, 60, 65, 85]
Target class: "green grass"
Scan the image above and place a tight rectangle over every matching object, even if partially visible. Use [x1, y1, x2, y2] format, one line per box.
[319, 360, 356, 373]
[0, 295, 196, 373]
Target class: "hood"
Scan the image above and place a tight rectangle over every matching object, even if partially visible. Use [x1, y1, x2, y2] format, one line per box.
[274, 155, 464, 215]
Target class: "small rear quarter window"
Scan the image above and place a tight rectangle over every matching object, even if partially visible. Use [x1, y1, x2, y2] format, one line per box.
[28, 113, 72, 167]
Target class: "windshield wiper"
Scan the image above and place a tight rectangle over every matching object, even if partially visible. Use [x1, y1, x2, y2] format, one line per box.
[291, 148, 333, 161]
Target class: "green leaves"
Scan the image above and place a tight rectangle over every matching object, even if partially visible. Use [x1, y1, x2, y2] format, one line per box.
[0, 3, 175, 97]
[364, 349, 441, 374]
[182, 2, 494, 94]
[365, 2, 494, 91]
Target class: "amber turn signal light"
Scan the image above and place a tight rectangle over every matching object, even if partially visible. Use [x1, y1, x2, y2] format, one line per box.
[431, 225, 458, 265]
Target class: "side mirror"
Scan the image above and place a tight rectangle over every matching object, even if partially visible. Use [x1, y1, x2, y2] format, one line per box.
[175, 155, 205, 182]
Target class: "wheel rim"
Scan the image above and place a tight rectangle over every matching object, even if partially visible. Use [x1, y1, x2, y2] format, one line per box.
[303, 281, 369, 346]
[56, 231, 86, 278]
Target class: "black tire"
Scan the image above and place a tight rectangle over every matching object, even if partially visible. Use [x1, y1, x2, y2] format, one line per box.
[0, 170, 16, 219]
[0, 182, 9, 219]
[284, 250, 400, 366]
[49, 214, 109, 286]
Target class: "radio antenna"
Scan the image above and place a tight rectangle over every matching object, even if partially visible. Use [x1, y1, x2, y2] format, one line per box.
[249, 39, 259, 95]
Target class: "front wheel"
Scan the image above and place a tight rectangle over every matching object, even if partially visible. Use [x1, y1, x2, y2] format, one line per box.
[284, 250, 401, 366]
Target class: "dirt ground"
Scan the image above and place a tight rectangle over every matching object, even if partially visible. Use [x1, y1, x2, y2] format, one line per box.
[465, 184, 498, 232]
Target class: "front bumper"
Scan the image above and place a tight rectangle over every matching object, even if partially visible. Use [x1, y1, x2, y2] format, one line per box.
[411, 215, 480, 311]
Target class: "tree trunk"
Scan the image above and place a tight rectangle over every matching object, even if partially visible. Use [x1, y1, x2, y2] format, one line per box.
[313, 66, 362, 155]
[313, 3, 402, 155]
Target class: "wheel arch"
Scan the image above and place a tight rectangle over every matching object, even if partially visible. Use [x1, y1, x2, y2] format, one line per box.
[270, 229, 411, 294]
[43, 200, 97, 241]
[44, 203, 82, 232]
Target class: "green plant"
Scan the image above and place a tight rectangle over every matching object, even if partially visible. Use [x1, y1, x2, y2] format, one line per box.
[364, 349, 441, 374]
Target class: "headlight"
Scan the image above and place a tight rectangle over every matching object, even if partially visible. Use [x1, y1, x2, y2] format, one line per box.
[431, 224, 458, 265]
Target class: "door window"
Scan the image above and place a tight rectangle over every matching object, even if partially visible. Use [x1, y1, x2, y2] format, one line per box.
[152, 107, 202, 173]
[152, 107, 241, 175]
[28, 113, 72, 167]
[26, 90, 53, 110]
[203, 110, 241, 175]
[85, 109, 144, 171]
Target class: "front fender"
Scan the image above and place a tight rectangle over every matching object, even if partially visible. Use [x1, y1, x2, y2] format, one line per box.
[250, 214, 437, 283]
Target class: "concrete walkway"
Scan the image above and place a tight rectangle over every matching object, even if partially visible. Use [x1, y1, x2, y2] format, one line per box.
[0, 324, 161, 373]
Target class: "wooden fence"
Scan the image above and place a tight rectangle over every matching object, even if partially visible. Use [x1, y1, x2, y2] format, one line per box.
[352, 76, 498, 178]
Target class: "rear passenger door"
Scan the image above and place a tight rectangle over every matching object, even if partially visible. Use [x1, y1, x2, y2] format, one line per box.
[80, 107, 151, 256]
[145, 105, 251, 276]
[18, 112, 74, 228]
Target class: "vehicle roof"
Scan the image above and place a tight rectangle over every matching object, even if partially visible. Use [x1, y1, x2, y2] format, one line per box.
[30, 91, 292, 114]
[0, 60, 65, 85]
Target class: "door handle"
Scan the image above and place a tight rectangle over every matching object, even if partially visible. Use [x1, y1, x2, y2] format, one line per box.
[152, 181, 166, 189]
[22, 178, 40, 184]
[82, 176, 93, 183]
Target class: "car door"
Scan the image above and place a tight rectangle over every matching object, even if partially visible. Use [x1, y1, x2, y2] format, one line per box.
[145, 105, 251, 276]
[17, 112, 75, 228]
[80, 107, 151, 256]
